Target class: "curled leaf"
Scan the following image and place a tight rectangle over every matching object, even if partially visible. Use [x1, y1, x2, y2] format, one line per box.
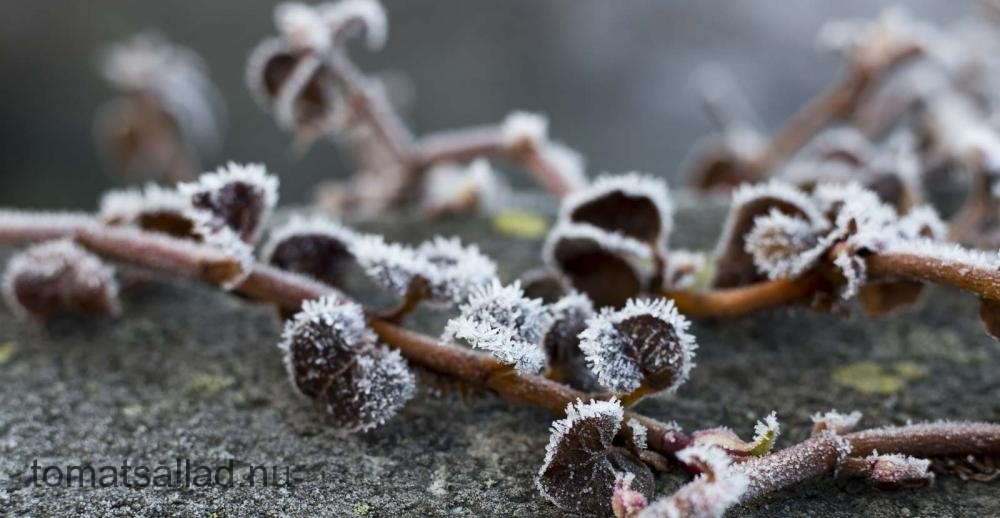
[638, 444, 749, 518]
[278, 297, 415, 431]
[713, 181, 826, 288]
[180, 162, 278, 244]
[99, 183, 197, 238]
[560, 173, 673, 251]
[690, 412, 780, 458]
[578, 298, 697, 397]
[544, 222, 654, 308]
[262, 215, 361, 287]
[2, 240, 120, 320]
[536, 399, 653, 516]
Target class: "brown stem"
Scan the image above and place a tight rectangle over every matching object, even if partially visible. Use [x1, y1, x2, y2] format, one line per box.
[748, 44, 921, 179]
[413, 127, 505, 167]
[866, 251, 1000, 302]
[414, 125, 581, 198]
[735, 422, 1000, 503]
[324, 49, 414, 163]
[0, 214, 681, 457]
[663, 273, 829, 318]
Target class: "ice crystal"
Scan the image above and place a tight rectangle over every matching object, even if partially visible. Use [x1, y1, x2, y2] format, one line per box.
[353, 234, 496, 305]
[279, 297, 415, 431]
[811, 410, 863, 436]
[2, 239, 120, 320]
[638, 444, 748, 518]
[261, 215, 361, 287]
[536, 399, 653, 515]
[179, 162, 279, 244]
[896, 206, 946, 240]
[442, 280, 548, 373]
[560, 173, 673, 250]
[579, 298, 697, 394]
[99, 183, 196, 237]
[628, 418, 649, 452]
[544, 222, 654, 308]
[884, 238, 1000, 271]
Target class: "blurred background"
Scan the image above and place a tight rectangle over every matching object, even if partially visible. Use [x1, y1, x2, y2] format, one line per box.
[0, 0, 981, 209]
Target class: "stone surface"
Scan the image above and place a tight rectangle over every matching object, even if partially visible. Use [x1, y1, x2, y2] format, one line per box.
[1, 199, 998, 516]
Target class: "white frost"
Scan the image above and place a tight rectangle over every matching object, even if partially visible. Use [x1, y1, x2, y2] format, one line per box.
[442, 279, 549, 373]
[578, 298, 697, 393]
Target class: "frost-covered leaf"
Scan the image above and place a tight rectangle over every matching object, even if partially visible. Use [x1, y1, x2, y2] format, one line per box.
[536, 399, 654, 516]
[637, 444, 749, 518]
[2, 240, 120, 320]
[713, 181, 826, 288]
[279, 296, 415, 431]
[99, 183, 197, 238]
[560, 173, 673, 250]
[744, 209, 828, 280]
[579, 298, 697, 396]
[811, 410, 863, 436]
[864, 452, 934, 489]
[353, 234, 496, 305]
[262, 215, 361, 287]
[544, 222, 654, 308]
[541, 292, 601, 391]
[442, 280, 548, 373]
[245, 35, 341, 145]
[690, 412, 780, 458]
[415, 236, 498, 303]
[180, 162, 279, 244]
[99, 32, 223, 159]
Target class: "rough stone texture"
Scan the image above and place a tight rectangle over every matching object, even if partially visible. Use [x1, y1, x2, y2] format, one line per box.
[1, 198, 998, 517]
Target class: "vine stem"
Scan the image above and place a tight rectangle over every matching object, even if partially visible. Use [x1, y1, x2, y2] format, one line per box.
[0, 211, 680, 455]
[3, 211, 1000, 506]
[734, 422, 1000, 503]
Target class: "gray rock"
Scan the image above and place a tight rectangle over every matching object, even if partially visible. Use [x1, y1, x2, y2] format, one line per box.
[0, 199, 998, 517]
